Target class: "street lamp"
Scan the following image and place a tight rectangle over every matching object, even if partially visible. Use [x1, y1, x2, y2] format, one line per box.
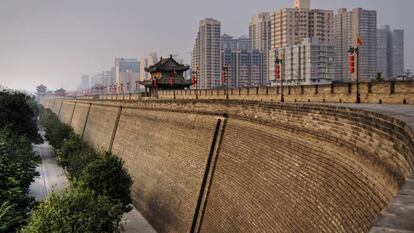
[221, 67, 229, 100]
[275, 57, 284, 103]
[348, 47, 360, 103]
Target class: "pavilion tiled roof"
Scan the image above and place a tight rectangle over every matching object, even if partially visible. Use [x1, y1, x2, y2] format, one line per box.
[145, 55, 190, 73]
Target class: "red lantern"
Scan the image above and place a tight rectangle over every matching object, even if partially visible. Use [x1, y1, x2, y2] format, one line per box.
[349, 54, 355, 74]
[221, 67, 228, 83]
[169, 76, 174, 87]
[275, 64, 281, 80]
[192, 74, 197, 87]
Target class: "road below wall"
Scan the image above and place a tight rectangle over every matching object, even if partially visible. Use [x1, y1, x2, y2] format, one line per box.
[29, 138, 157, 233]
[29, 142, 68, 200]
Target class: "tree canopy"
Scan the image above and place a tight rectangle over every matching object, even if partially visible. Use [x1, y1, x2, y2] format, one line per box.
[0, 91, 42, 144]
[20, 187, 123, 233]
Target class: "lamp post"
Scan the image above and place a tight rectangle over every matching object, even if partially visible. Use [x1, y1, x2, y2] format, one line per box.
[222, 67, 229, 100]
[195, 65, 200, 100]
[275, 57, 284, 103]
[348, 47, 360, 103]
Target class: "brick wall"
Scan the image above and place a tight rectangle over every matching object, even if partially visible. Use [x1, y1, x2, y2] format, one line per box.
[117, 80, 414, 105]
[58, 102, 76, 125]
[43, 98, 414, 233]
[82, 104, 119, 151]
[70, 102, 90, 135]
[111, 107, 217, 233]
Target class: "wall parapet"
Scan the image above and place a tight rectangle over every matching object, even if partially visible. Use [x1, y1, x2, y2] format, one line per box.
[66, 80, 414, 105]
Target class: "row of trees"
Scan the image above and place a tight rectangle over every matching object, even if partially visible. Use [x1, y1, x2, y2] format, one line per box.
[22, 109, 133, 232]
[0, 91, 42, 232]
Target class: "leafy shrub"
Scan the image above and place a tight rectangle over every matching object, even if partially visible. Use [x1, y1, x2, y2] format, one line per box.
[0, 202, 21, 233]
[21, 187, 123, 233]
[79, 152, 132, 212]
[40, 109, 72, 149]
[37, 108, 133, 229]
[0, 129, 40, 232]
[0, 91, 42, 144]
[58, 134, 99, 179]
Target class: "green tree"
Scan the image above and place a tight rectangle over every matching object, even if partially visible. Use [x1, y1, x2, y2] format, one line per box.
[0, 91, 42, 144]
[40, 109, 72, 149]
[21, 187, 124, 233]
[0, 129, 40, 232]
[57, 134, 99, 179]
[0, 202, 21, 233]
[79, 152, 132, 212]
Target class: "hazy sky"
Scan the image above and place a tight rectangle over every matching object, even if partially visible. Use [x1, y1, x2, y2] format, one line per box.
[0, 0, 413, 92]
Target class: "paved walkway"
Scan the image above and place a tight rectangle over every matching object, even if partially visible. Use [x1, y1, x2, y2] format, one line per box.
[333, 104, 414, 128]
[123, 208, 157, 233]
[29, 142, 69, 200]
[28, 140, 156, 233]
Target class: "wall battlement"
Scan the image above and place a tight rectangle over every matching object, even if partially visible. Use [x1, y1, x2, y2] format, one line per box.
[75, 80, 414, 105]
[42, 98, 414, 233]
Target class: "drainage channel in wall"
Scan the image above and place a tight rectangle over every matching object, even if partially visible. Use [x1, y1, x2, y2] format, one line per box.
[191, 113, 228, 233]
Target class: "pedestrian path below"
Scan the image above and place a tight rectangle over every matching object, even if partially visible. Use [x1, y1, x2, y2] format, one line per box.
[28, 140, 157, 232]
[122, 208, 157, 233]
[29, 142, 69, 200]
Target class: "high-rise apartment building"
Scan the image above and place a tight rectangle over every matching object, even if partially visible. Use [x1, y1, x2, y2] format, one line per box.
[79, 75, 90, 90]
[90, 70, 115, 89]
[334, 8, 377, 81]
[115, 58, 140, 92]
[249, 12, 271, 85]
[391, 29, 404, 78]
[377, 25, 404, 79]
[192, 32, 200, 81]
[270, 1, 333, 49]
[222, 34, 249, 51]
[192, 18, 221, 89]
[294, 0, 310, 9]
[140, 53, 158, 82]
[221, 34, 263, 87]
[269, 38, 334, 86]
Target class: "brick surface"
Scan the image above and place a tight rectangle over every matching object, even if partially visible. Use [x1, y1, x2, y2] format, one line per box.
[58, 102, 75, 125]
[154, 80, 414, 105]
[83, 104, 119, 151]
[43, 98, 414, 233]
[111, 107, 217, 233]
[70, 102, 90, 135]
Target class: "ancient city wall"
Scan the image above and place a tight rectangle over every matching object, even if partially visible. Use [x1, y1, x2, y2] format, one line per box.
[93, 80, 414, 105]
[41, 98, 414, 233]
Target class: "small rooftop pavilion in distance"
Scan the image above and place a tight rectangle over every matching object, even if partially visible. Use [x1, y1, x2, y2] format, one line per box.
[140, 55, 192, 97]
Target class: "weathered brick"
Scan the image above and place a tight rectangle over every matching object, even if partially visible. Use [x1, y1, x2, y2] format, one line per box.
[43, 98, 414, 233]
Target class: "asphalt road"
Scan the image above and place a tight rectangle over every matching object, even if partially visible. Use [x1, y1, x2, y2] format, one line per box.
[28, 141, 156, 233]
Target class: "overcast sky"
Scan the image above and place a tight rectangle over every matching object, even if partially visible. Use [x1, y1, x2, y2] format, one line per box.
[0, 0, 412, 92]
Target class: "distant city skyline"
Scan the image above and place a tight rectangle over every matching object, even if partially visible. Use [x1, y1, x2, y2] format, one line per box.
[0, 0, 412, 91]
